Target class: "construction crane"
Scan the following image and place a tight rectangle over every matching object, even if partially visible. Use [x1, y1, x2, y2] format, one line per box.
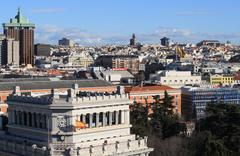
[175, 46, 186, 58]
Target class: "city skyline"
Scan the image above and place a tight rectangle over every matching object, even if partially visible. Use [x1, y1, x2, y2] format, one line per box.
[1, 0, 240, 45]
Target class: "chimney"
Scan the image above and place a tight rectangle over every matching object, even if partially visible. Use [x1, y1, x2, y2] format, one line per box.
[51, 88, 59, 99]
[72, 83, 78, 90]
[68, 88, 76, 99]
[13, 86, 21, 96]
[117, 86, 125, 94]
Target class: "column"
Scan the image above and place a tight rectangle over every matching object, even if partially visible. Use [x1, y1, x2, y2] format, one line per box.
[26, 112, 30, 126]
[32, 113, 35, 127]
[82, 114, 86, 123]
[39, 114, 43, 128]
[89, 114, 93, 128]
[13, 110, 16, 124]
[12, 110, 15, 124]
[109, 112, 112, 126]
[51, 116, 58, 132]
[9, 110, 12, 124]
[121, 110, 125, 124]
[21, 111, 24, 125]
[18, 111, 21, 125]
[43, 115, 46, 129]
[125, 110, 130, 124]
[96, 113, 99, 127]
[115, 111, 119, 125]
[23, 112, 26, 126]
[102, 112, 106, 126]
[8, 110, 12, 124]
[16, 111, 20, 124]
[36, 114, 40, 128]
[46, 115, 49, 130]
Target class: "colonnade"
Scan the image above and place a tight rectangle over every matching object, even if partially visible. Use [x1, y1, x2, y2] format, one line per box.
[75, 110, 129, 128]
[8, 109, 49, 130]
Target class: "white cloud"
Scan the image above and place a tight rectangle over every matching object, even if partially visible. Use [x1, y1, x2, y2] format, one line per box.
[154, 27, 194, 38]
[35, 25, 240, 45]
[35, 24, 102, 45]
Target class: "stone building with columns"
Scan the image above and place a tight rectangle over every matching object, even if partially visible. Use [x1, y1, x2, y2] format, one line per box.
[0, 84, 153, 156]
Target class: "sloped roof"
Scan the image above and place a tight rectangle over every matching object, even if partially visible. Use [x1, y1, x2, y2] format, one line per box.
[125, 85, 175, 93]
[0, 79, 112, 91]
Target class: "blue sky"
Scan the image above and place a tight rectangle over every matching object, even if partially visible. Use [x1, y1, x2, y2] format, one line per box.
[1, 0, 240, 45]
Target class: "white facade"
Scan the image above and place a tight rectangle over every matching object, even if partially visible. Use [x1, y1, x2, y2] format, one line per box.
[102, 70, 134, 84]
[66, 53, 94, 68]
[5, 38, 20, 66]
[150, 70, 201, 88]
[0, 85, 153, 156]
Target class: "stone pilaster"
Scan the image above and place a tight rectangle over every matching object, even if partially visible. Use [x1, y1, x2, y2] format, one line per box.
[89, 114, 93, 128]
[109, 112, 112, 126]
[121, 110, 125, 124]
[96, 113, 99, 127]
[124, 110, 129, 124]
[115, 111, 119, 125]
[102, 112, 106, 126]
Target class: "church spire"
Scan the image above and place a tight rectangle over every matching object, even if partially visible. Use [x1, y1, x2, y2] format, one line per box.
[18, 7, 21, 14]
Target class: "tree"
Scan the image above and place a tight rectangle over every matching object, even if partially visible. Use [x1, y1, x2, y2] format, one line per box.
[130, 101, 149, 137]
[203, 131, 229, 156]
[161, 90, 175, 116]
[150, 91, 180, 138]
[194, 104, 240, 156]
[150, 95, 163, 137]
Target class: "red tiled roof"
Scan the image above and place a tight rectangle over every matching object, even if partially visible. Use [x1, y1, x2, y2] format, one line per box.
[125, 85, 174, 93]
[234, 76, 240, 80]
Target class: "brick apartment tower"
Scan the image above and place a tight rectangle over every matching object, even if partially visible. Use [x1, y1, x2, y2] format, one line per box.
[2, 8, 35, 66]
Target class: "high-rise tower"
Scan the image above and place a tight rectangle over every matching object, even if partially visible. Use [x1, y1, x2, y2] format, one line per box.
[130, 33, 136, 46]
[2, 8, 35, 65]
